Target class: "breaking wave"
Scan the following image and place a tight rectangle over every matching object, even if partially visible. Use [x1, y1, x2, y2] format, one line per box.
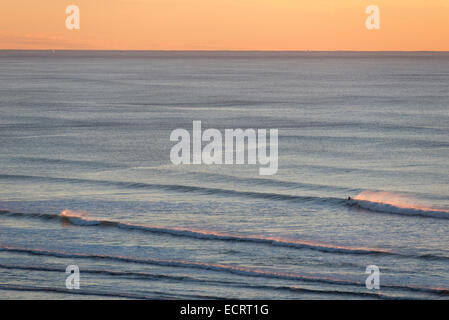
[0, 209, 390, 255]
[350, 191, 449, 219]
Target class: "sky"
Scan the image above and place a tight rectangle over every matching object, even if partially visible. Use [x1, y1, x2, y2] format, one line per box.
[1, 0, 449, 50]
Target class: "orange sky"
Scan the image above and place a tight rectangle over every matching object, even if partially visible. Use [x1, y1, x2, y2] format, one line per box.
[1, 0, 448, 50]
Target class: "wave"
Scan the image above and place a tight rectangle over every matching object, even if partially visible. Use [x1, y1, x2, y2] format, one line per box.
[350, 191, 449, 219]
[57, 210, 391, 255]
[0, 263, 195, 282]
[0, 263, 406, 299]
[0, 244, 375, 285]
[0, 267, 396, 300]
[170, 170, 357, 193]
[8, 156, 124, 169]
[0, 209, 390, 256]
[0, 245, 447, 298]
[57, 211, 449, 262]
[0, 283, 152, 299]
[0, 282, 218, 300]
[270, 285, 413, 300]
[0, 174, 343, 204]
[0, 263, 376, 298]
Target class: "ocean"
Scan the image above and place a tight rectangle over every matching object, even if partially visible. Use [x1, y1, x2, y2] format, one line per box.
[0, 51, 448, 299]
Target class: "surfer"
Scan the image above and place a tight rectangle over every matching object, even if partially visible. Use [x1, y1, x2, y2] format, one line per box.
[347, 196, 351, 201]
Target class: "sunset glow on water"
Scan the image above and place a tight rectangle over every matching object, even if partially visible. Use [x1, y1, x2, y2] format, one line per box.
[1, 51, 448, 299]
